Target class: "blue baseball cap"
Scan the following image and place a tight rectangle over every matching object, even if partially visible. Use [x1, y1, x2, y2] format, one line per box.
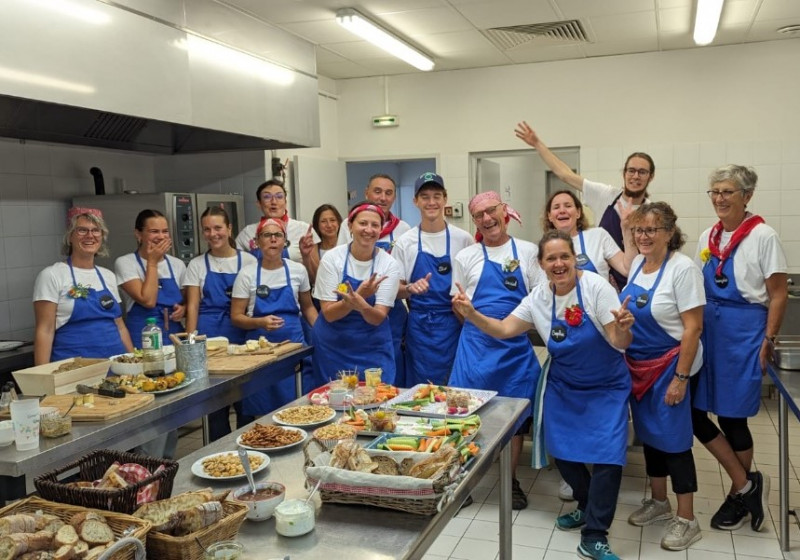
[414, 172, 445, 195]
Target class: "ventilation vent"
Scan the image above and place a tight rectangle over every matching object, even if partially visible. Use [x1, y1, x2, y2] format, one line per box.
[84, 112, 148, 142]
[482, 20, 590, 50]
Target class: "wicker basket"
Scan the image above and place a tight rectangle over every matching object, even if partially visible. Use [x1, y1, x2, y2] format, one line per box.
[303, 438, 461, 516]
[34, 449, 179, 514]
[0, 496, 151, 560]
[144, 500, 248, 560]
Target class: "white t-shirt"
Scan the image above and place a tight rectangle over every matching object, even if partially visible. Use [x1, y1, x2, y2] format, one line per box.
[625, 253, 706, 374]
[313, 244, 400, 307]
[231, 260, 310, 316]
[582, 179, 647, 225]
[511, 270, 623, 352]
[114, 253, 187, 312]
[450, 238, 545, 298]
[235, 218, 320, 264]
[695, 221, 787, 306]
[392, 224, 474, 281]
[183, 251, 258, 294]
[33, 262, 123, 330]
[574, 228, 622, 282]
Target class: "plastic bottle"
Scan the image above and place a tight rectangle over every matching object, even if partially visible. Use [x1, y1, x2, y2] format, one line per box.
[141, 317, 165, 376]
[0, 384, 11, 413]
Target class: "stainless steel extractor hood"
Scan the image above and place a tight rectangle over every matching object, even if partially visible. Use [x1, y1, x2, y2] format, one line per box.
[0, 0, 320, 154]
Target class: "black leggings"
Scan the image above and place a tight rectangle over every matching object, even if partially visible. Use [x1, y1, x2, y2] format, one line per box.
[643, 444, 698, 494]
[690, 375, 753, 451]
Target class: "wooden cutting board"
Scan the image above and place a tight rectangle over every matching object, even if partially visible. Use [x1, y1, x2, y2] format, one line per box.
[34, 393, 154, 421]
[207, 342, 305, 375]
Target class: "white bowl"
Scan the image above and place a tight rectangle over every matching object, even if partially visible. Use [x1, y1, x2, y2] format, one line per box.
[0, 420, 14, 447]
[230, 481, 285, 521]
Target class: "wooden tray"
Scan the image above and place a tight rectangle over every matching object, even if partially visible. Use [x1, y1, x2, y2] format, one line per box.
[207, 342, 304, 375]
[27, 393, 154, 421]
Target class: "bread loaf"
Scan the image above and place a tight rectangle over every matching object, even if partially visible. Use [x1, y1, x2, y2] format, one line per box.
[82, 546, 106, 560]
[174, 502, 224, 536]
[72, 541, 88, 558]
[0, 531, 55, 560]
[17, 552, 54, 560]
[53, 525, 78, 548]
[0, 514, 37, 537]
[53, 545, 74, 560]
[78, 521, 113, 546]
[32, 514, 59, 533]
[132, 489, 214, 530]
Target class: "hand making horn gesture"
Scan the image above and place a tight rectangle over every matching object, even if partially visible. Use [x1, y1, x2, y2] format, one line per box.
[407, 273, 432, 296]
[610, 295, 634, 330]
[451, 282, 475, 318]
[355, 273, 388, 300]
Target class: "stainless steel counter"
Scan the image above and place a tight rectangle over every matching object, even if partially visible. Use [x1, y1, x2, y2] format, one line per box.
[172, 395, 529, 560]
[766, 363, 800, 552]
[0, 347, 312, 501]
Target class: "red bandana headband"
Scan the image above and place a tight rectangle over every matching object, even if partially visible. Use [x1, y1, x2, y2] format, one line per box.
[67, 207, 103, 226]
[348, 203, 386, 225]
[468, 191, 523, 242]
[256, 217, 286, 236]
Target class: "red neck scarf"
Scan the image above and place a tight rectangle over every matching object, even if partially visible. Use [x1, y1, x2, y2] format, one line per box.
[380, 212, 400, 239]
[707, 214, 764, 276]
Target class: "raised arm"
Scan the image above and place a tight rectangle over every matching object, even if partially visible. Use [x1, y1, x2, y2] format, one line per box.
[451, 282, 531, 339]
[515, 121, 585, 190]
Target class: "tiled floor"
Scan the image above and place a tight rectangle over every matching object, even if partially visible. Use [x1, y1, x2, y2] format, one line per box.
[173, 399, 800, 560]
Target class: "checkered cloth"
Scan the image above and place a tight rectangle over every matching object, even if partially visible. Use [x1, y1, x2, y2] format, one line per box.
[105, 462, 166, 505]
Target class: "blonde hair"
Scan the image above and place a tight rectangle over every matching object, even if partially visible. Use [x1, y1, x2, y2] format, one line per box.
[62, 212, 110, 257]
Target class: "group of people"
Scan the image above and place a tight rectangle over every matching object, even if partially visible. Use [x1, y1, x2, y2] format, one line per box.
[30, 121, 787, 560]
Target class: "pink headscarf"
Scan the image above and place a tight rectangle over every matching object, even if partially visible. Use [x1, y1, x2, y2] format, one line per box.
[256, 217, 286, 236]
[67, 207, 103, 226]
[468, 191, 522, 242]
[347, 203, 387, 225]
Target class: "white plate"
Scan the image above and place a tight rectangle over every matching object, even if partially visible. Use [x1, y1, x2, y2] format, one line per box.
[388, 384, 497, 418]
[272, 406, 336, 427]
[0, 341, 25, 352]
[191, 450, 270, 480]
[236, 427, 308, 452]
[151, 377, 196, 395]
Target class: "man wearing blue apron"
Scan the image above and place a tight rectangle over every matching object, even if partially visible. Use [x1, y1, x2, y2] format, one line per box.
[515, 121, 654, 287]
[393, 173, 473, 387]
[450, 191, 542, 509]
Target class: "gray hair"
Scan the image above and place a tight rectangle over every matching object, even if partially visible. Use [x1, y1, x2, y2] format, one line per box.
[708, 164, 758, 195]
[62, 212, 110, 257]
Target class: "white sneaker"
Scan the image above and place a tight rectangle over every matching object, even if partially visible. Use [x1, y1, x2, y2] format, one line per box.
[558, 479, 574, 501]
[628, 498, 673, 526]
[661, 516, 702, 550]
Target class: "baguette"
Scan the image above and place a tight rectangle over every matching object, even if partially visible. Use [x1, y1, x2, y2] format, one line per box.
[0, 514, 37, 537]
[72, 541, 88, 559]
[82, 546, 106, 560]
[68, 513, 105, 534]
[0, 531, 55, 560]
[53, 545, 74, 560]
[132, 489, 214, 529]
[174, 502, 224, 536]
[17, 553, 54, 560]
[77, 522, 113, 546]
[32, 514, 60, 533]
[53, 526, 78, 548]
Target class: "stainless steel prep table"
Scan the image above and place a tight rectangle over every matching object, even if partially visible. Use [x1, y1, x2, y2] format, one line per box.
[767, 363, 800, 552]
[0, 346, 311, 503]
[171, 394, 529, 560]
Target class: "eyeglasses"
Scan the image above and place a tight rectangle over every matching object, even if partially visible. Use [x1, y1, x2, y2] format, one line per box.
[706, 189, 741, 200]
[631, 227, 668, 238]
[261, 192, 285, 201]
[75, 227, 102, 237]
[625, 167, 651, 177]
[471, 203, 502, 221]
[259, 231, 285, 239]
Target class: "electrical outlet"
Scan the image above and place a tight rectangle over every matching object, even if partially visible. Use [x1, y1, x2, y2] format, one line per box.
[452, 202, 463, 218]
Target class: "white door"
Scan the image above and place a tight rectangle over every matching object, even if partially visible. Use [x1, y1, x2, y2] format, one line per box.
[291, 155, 348, 224]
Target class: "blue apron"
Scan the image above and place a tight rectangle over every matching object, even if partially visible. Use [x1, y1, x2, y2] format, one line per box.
[574, 230, 599, 274]
[197, 252, 247, 344]
[694, 247, 766, 417]
[545, 278, 630, 465]
[51, 259, 127, 361]
[405, 227, 461, 387]
[312, 246, 395, 386]
[622, 257, 693, 453]
[598, 193, 627, 288]
[241, 260, 307, 415]
[450, 239, 540, 408]
[376, 231, 407, 386]
[125, 254, 183, 338]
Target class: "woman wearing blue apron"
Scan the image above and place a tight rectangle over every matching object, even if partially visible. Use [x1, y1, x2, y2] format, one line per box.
[115, 209, 186, 459]
[34, 208, 133, 365]
[691, 165, 787, 532]
[312, 202, 401, 387]
[185, 207, 257, 440]
[542, 190, 635, 285]
[116, 210, 186, 340]
[450, 191, 542, 510]
[620, 203, 705, 551]
[231, 218, 317, 415]
[453, 230, 634, 560]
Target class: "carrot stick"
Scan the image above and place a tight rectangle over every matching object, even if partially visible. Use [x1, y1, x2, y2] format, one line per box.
[387, 444, 417, 451]
[418, 438, 428, 452]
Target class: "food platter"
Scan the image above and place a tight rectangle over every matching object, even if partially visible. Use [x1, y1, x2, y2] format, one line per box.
[191, 450, 270, 480]
[235, 426, 308, 452]
[339, 410, 481, 441]
[109, 346, 176, 375]
[272, 405, 336, 427]
[307, 382, 399, 410]
[150, 377, 196, 395]
[387, 384, 497, 418]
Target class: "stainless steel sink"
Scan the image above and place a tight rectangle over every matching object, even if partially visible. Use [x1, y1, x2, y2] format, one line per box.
[772, 335, 800, 370]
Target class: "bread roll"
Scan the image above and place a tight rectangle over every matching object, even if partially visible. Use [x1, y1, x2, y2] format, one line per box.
[174, 502, 224, 536]
[54, 525, 78, 548]
[78, 521, 113, 546]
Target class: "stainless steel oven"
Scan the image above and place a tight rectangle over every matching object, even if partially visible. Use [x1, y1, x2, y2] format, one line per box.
[72, 192, 245, 268]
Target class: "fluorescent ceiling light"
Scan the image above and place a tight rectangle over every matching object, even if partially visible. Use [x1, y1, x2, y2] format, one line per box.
[0, 66, 95, 94]
[336, 8, 434, 71]
[694, 0, 724, 45]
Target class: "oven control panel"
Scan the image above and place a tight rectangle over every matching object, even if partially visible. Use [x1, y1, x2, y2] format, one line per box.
[172, 195, 197, 263]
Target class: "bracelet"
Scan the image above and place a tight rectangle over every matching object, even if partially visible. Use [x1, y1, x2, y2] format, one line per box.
[674, 373, 689, 382]
[766, 335, 777, 344]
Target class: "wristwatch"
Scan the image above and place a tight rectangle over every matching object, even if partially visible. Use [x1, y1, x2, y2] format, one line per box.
[674, 373, 689, 382]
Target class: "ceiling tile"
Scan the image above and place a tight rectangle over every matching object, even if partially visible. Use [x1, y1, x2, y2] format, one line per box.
[323, 40, 405, 60]
[555, 0, 656, 19]
[581, 38, 659, 57]
[229, 0, 346, 24]
[755, 0, 800, 21]
[379, 6, 475, 35]
[418, 29, 497, 54]
[746, 19, 800, 41]
[281, 18, 357, 44]
[450, 0, 560, 29]
[587, 11, 659, 42]
[721, 0, 761, 25]
[658, 6, 692, 35]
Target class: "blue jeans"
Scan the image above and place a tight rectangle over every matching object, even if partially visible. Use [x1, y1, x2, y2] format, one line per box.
[555, 459, 622, 543]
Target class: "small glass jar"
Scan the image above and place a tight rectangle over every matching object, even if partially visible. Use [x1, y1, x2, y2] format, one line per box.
[352, 385, 376, 405]
[364, 368, 382, 387]
[203, 540, 244, 560]
[274, 499, 315, 537]
[40, 410, 71, 438]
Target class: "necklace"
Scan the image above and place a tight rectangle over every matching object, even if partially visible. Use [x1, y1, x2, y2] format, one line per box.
[642, 258, 665, 274]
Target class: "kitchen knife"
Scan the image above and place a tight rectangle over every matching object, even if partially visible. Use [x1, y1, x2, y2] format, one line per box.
[76, 384, 125, 398]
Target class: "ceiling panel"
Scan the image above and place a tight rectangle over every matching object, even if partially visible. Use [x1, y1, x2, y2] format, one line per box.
[378, 6, 475, 36]
[554, 0, 657, 19]
[450, 0, 560, 29]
